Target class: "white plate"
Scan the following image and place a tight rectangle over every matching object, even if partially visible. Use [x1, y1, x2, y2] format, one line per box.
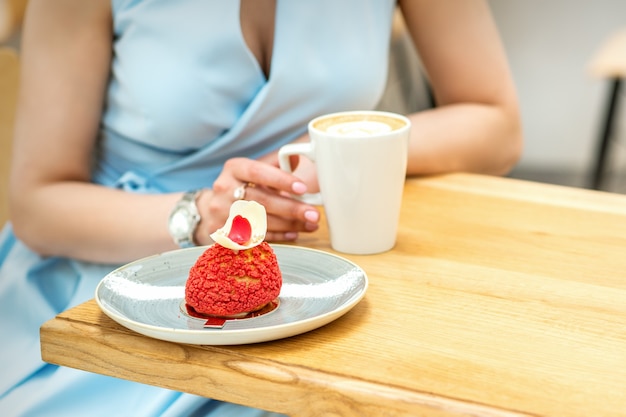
[95, 244, 368, 345]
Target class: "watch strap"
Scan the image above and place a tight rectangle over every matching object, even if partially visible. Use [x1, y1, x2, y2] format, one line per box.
[169, 190, 202, 248]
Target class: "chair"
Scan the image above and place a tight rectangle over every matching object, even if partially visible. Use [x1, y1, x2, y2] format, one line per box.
[0, 47, 19, 226]
[588, 29, 626, 190]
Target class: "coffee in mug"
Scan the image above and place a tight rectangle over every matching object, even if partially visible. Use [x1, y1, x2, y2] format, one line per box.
[311, 112, 407, 136]
[278, 110, 410, 255]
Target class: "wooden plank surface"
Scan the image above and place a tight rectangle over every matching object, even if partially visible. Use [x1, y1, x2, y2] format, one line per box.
[41, 173, 626, 417]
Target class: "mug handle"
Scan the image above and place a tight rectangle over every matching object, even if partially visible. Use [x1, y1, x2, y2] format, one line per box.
[278, 143, 323, 205]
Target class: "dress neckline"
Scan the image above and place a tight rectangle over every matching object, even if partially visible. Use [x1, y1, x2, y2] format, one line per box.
[239, 0, 277, 80]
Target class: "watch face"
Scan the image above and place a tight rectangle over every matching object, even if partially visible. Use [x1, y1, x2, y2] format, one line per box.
[168, 192, 201, 247]
[170, 206, 194, 238]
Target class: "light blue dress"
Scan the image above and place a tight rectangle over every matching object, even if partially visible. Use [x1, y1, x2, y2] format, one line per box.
[0, 1, 396, 415]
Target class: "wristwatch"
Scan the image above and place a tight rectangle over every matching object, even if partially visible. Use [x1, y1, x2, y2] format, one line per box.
[168, 190, 202, 248]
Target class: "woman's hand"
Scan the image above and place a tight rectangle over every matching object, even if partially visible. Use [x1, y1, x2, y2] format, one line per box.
[259, 146, 321, 194]
[193, 157, 321, 245]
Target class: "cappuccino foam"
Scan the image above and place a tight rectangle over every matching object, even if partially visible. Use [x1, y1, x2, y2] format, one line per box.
[313, 113, 406, 137]
[327, 121, 392, 137]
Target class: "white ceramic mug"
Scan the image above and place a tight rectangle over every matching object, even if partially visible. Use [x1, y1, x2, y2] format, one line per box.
[278, 110, 410, 255]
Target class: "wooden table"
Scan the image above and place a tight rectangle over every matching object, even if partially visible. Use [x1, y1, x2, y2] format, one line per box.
[40, 173, 626, 417]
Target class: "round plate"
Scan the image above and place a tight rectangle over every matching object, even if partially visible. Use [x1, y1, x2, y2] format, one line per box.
[95, 244, 368, 345]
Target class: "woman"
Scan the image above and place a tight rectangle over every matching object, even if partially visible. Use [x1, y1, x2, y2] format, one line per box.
[0, 0, 522, 415]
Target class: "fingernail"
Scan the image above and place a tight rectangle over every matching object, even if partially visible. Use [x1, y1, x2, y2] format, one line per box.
[304, 210, 319, 222]
[305, 222, 319, 232]
[292, 181, 307, 194]
[284, 232, 298, 240]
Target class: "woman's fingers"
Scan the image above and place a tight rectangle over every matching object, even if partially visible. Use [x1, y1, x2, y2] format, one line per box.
[243, 184, 318, 221]
[204, 157, 320, 242]
[264, 213, 319, 243]
[222, 157, 310, 196]
[265, 231, 299, 242]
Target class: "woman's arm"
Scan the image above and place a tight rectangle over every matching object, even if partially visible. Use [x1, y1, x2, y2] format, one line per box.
[9, 0, 317, 264]
[398, 0, 523, 176]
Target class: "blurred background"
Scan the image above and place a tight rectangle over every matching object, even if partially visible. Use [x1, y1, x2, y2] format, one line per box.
[2, 0, 626, 194]
[491, 0, 626, 193]
[381, 0, 626, 194]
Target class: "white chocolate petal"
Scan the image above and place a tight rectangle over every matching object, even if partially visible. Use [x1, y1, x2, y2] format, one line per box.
[210, 200, 267, 250]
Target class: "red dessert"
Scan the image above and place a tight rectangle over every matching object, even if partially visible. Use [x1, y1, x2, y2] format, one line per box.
[185, 241, 281, 317]
[184, 201, 282, 318]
